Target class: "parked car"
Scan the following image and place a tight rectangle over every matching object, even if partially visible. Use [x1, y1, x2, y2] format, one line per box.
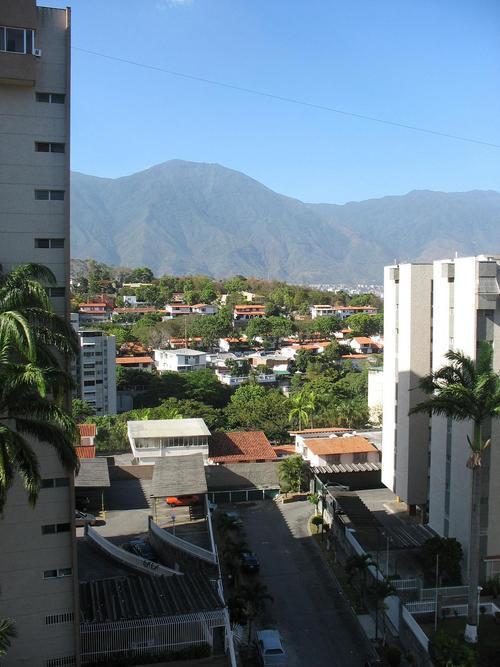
[256, 629, 287, 666]
[165, 494, 201, 507]
[240, 550, 260, 573]
[128, 539, 158, 562]
[74, 510, 96, 527]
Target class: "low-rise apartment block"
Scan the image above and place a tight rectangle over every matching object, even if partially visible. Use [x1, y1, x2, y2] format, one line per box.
[128, 418, 211, 464]
[310, 304, 378, 319]
[154, 348, 207, 373]
[233, 304, 266, 321]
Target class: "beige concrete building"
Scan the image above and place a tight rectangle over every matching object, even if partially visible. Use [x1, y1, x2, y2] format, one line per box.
[0, 2, 79, 664]
[382, 256, 500, 581]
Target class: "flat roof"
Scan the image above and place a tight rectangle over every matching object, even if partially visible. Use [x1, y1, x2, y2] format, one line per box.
[75, 458, 110, 488]
[151, 453, 208, 498]
[80, 573, 223, 623]
[128, 418, 210, 439]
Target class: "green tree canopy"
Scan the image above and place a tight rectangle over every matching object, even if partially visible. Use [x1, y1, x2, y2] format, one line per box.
[345, 313, 383, 336]
[226, 384, 290, 441]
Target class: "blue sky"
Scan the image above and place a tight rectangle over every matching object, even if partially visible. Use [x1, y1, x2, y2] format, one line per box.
[47, 0, 499, 203]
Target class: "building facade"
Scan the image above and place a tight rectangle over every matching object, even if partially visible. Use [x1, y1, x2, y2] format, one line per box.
[154, 348, 207, 373]
[0, 2, 79, 664]
[73, 329, 117, 416]
[382, 255, 500, 580]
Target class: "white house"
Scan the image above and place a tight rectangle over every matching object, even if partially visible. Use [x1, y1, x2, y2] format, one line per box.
[164, 303, 192, 318]
[154, 348, 207, 373]
[127, 418, 211, 464]
[350, 336, 379, 354]
[310, 304, 378, 320]
[191, 303, 219, 315]
[296, 433, 380, 468]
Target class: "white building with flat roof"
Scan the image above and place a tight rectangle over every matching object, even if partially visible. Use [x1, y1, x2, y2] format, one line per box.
[382, 255, 500, 582]
[154, 348, 207, 373]
[128, 418, 211, 464]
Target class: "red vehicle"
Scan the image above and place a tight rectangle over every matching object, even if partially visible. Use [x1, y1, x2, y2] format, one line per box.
[165, 494, 201, 507]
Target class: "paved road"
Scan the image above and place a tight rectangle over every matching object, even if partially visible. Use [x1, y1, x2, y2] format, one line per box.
[238, 500, 375, 667]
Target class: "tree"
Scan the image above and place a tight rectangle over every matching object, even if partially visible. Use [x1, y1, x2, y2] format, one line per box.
[294, 348, 314, 373]
[0, 618, 16, 657]
[429, 628, 477, 667]
[410, 343, 500, 643]
[127, 266, 154, 283]
[419, 537, 463, 586]
[311, 515, 323, 533]
[308, 492, 320, 513]
[345, 553, 374, 606]
[278, 454, 307, 493]
[183, 369, 232, 408]
[72, 399, 96, 422]
[239, 581, 273, 645]
[226, 384, 290, 441]
[0, 264, 80, 509]
[245, 317, 273, 343]
[224, 275, 248, 293]
[345, 313, 383, 337]
[314, 316, 342, 338]
[289, 390, 315, 430]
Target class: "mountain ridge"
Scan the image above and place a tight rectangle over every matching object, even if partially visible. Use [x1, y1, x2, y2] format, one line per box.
[70, 160, 500, 283]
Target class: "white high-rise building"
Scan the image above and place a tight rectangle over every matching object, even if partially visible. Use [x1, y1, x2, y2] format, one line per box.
[382, 255, 500, 581]
[73, 329, 117, 416]
[0, 2, 79, 664]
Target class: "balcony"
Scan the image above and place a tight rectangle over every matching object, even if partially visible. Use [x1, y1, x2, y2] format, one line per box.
[0, 50, 36, 85]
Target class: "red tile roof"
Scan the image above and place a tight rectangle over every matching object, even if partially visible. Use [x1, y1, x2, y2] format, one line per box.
[78, 424, 97, 438]
[209, 431, 277, 463]
[273, 445, 296, 456]
[76, 445, 96, 459]
[290, 427, 351, 435]
[305, 436, 377, 456]
[352, 337, 373, 345]
[342, 354, 369, 359]
[115, 356, 154, 365]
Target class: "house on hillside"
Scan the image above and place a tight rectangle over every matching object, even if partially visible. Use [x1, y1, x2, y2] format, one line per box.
[297, 434, 380, 468]
[154, 348, 207, 373]
[192, 303, 219, 315]
[163, 303, 192, 318]
[310, 305, 378, 320]
[116, 356, 155, 372]
[233, 304, 265, 322]
[78, 301, 112, 324]
[350, 336, 378, 354]
[127, 418, 211, 464]
[208, 431, 277, 464]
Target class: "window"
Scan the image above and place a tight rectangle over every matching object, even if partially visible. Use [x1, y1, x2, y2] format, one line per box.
[84, 380, 95, 387]
[50, 287, 65, 298]
[35, 238, 65, 249]
[35, 190, 65, 201]
[41, 477, 69, 489]
[44, 568, 72, 579]
[36, 92, 66, 104]
[353, 452, 368, 463]
[42, 523, 70, 535]
[35, 142, 65, 153]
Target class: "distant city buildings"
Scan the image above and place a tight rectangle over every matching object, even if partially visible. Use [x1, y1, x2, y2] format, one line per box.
[382, 255, 500, 581]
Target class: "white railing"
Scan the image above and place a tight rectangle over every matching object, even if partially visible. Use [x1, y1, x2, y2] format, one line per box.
[421, 585, 469, 600]
[206, 496, 217, 557]
[392, 578, 421, 591]
[81, 610, 226, 663]
[405, 600, 435, 614]
[149, 517, 217, 565]
[402, 605, 429, 650]
[85, 526, 182, 577]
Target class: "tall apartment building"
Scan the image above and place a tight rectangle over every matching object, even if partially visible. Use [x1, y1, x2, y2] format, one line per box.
[0, 2, 79, 665]
[382, 255, 500, 581]
[73, 328, 117, 416]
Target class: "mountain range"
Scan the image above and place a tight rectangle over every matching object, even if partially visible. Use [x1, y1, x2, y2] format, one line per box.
[71, 160, 500, 284]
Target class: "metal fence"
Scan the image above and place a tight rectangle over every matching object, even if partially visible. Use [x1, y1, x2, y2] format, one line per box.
[392, 578, 421, 591]
[421, 585, 469, 600]
[80, 610, 226, 664]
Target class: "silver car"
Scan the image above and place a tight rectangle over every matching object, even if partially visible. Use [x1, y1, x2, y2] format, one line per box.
[256, 630, 287, 666]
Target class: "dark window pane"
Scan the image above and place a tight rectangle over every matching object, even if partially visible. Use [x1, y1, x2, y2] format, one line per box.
[44, 570, 58, 579]
[41, 478, 54, 488]
[0, 28, 5, 51]
[26, 30, 33, 54]
[58, 568, 72, 577]
[50, 143, 65, 153]
[55, 477, 69, 487]
[35, 238, 50, 248]
[51, 93, 65, 104]
[50, 287, 65, 297]
[35, 190, 49, 200]
[35, 142, 50, 152]
[50, 238, 65, 248]
[50, 190, 65, 201]
[36, 92, 50, 103]
[83, 380, 95, 386]
[42, 524, 56, 535]
[6, 28, 25, 53]
[56, 523, 70, 533]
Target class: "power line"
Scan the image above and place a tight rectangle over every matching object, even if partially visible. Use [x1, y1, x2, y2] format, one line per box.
[72, 45, 500, 150]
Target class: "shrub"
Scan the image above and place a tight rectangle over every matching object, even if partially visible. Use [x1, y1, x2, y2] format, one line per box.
[386, 646, 402, 666]
[311, 516, 323, 533]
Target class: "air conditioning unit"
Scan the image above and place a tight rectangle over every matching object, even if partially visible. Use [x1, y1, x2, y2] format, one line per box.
[33, 48, 42, 57]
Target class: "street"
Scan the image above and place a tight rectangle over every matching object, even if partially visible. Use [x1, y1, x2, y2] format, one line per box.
[238, 499, 376, 667]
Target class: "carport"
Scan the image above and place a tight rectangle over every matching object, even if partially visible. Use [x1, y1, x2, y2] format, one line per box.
[205, 462, 280, 503]
[150, 453, 208, 522]
[75, 458, 111, 514]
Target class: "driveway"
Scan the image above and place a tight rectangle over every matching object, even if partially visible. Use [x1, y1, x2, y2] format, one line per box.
[238, 500, 376, 667]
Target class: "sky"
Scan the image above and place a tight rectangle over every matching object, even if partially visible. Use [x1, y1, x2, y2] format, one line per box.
[46, 0, 500, 203]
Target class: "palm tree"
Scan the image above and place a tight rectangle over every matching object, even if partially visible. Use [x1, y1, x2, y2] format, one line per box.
[0, 618, 16, 657]
[410, 344, 500, 643]
[0, 264, 80, 509]
[345, 553, 374, 606]
[278, 454, 306, 493]
[289, 389, 315, 430]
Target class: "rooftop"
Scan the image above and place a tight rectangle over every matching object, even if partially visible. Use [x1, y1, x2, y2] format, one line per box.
[290, 427, 351, 435]
[159, 347, 206, 356]
[205, 462, 280, 491]
[115, 356, 154, 364]
[151, 453, 208, 498]
[79, 573, 223, 623]
[76, 445, 96, 459]
[75, 458, 110, 488]
[305, 436, 377, 456]
[127, 418, 210, 439]
[209, 431, 277, 463]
